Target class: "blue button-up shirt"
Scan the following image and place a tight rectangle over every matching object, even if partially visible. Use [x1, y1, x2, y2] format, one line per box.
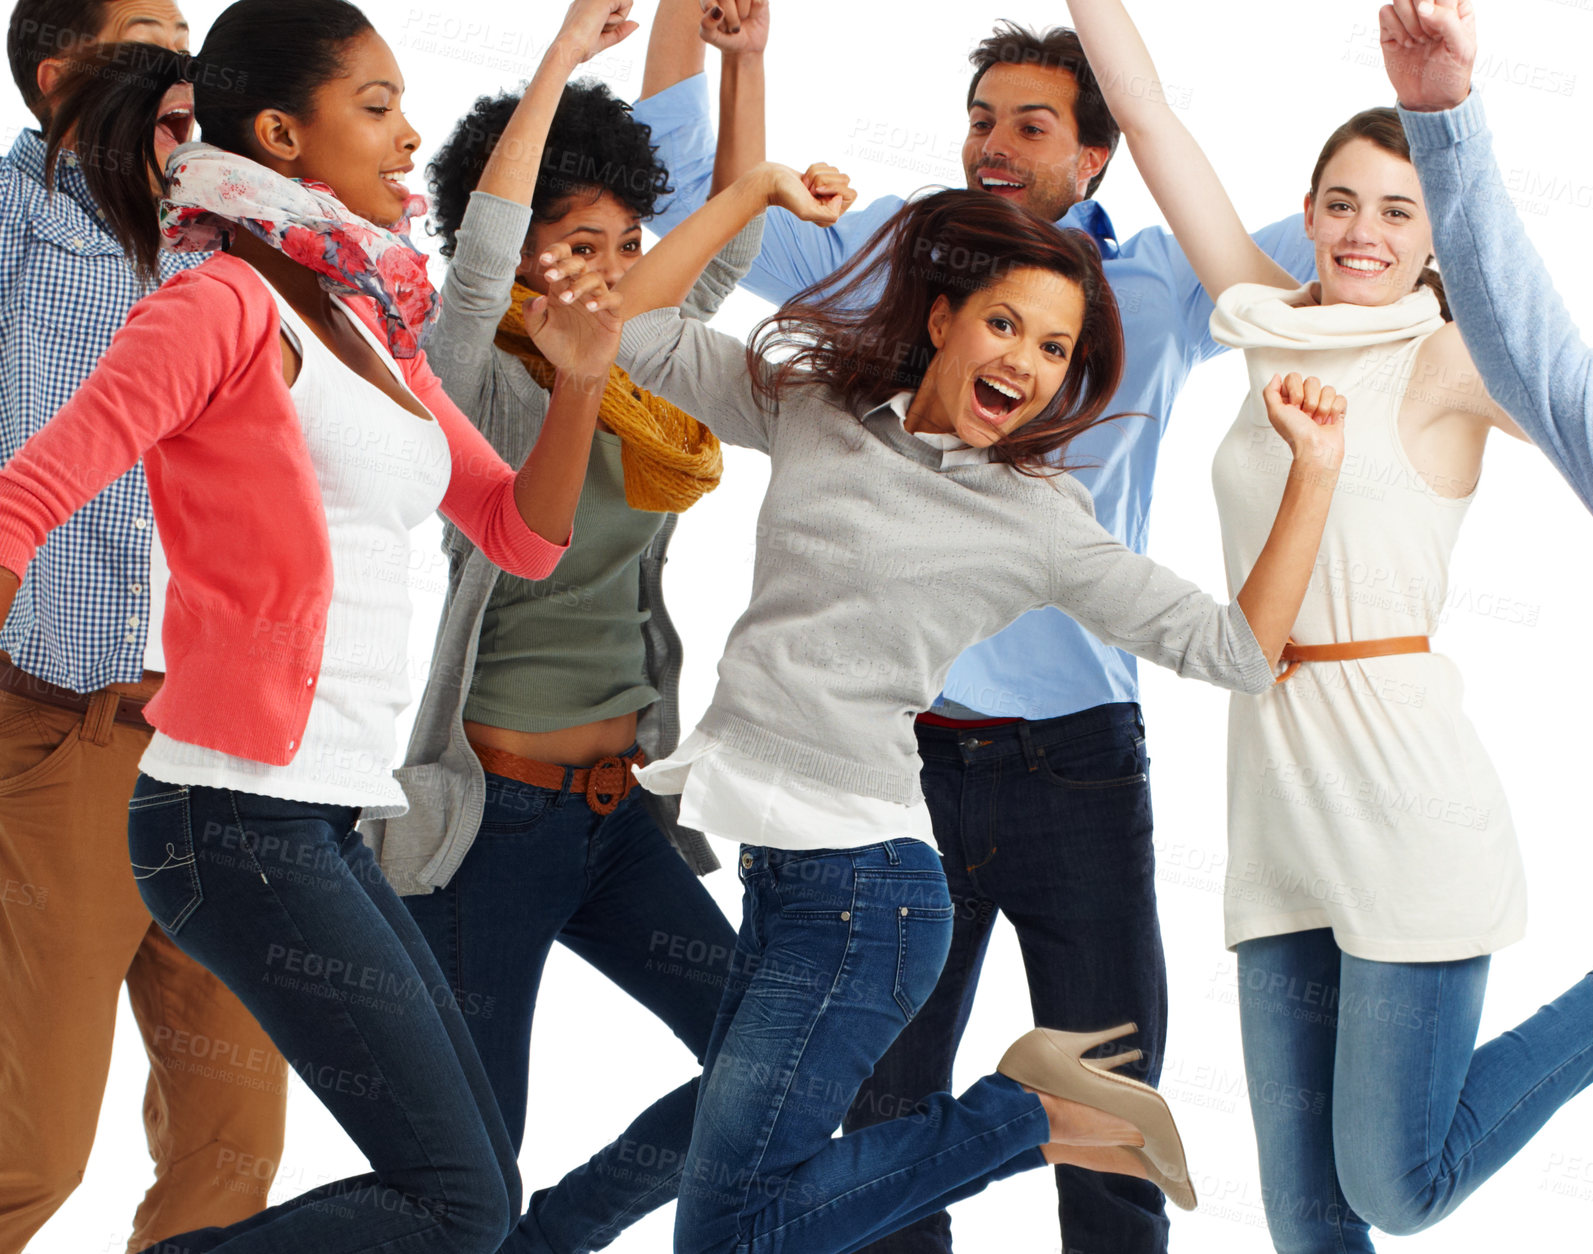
[0, 129, 204, 692]
[634, 76, 1318, 719]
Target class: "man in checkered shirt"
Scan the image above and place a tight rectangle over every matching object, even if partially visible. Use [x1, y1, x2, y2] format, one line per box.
[0, 3, 284, 1249]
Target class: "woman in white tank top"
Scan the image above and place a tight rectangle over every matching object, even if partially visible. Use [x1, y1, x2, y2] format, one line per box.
[1072, 3, 1593, 1250]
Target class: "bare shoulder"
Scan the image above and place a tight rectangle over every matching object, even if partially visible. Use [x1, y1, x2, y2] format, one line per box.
[1408, 322, 1517, 434]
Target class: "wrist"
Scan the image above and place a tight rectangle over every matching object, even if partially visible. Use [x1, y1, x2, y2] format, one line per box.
[1289, 447, 1343, 482]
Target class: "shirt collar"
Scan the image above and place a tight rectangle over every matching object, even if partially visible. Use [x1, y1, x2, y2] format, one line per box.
[1056, 198, 1120, 261]
[7, 128, 113, 231]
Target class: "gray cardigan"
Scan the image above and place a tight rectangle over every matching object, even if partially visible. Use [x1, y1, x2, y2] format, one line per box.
[614, 307, 1276, 805]
[363, 192, 762, 895]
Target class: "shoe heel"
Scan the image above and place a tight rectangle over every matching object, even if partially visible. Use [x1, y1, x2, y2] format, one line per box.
[1035, 1022, 1138, 1054]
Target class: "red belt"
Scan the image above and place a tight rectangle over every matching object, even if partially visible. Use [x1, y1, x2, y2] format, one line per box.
[1275, 636, 1431, 685]
[469, 741, 647, 815]
[0, 658, 158, 731]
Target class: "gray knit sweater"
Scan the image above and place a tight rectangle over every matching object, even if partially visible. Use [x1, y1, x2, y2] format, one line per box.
[619, 308, 1276, 805]
[362, 192, 762, 894]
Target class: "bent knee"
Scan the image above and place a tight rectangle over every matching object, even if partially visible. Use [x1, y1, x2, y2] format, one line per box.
[1339, 1174, 1443, 1238]
[436, 1178, 515, 1254]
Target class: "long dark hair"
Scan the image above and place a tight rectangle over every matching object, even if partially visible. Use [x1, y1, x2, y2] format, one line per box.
[427, 80, 672, 261]
[1309, 107, 1451, 321]
[42, 0, 373, 279]
[749, 189, 1127, 477]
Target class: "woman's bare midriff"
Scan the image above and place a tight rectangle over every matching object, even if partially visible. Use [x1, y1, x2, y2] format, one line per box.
[463, 710, 640, 769]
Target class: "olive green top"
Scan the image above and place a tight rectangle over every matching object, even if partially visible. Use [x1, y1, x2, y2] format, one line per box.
[462, 429, 664, 732]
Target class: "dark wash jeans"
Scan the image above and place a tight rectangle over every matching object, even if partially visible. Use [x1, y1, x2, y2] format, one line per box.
[402, 774, 736, 1254]
[675, 840, 1051, 1254]
[844, 703, 1170, 1254]
[125, 774, 520, 1254]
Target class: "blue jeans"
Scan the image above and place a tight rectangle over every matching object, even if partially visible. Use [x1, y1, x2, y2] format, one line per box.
[403, 774, 736, 1253]
[845, 704, 1167, 1254]
[676, 840, 1051, 1254]
[125, 775, 519, 1254]
[1237, 928, 1593, 1252]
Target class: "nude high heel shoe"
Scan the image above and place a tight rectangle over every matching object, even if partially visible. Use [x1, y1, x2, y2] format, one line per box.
[997, 1023, 1196, 1212]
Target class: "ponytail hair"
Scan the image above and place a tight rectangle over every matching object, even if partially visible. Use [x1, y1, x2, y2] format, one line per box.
[1308, 105, 1452, 322]
[43, 0, 374, 281]
[749, 188, 1128, 477]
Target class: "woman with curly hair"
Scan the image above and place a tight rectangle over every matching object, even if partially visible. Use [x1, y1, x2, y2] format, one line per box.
[360, 3, 767, 1249]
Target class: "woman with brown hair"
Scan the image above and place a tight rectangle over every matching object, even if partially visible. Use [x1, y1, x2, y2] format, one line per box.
[1070, 1, 1593, 1249]
[536, 159, 1349, 1253]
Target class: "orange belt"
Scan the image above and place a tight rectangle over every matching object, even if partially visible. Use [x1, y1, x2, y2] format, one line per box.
[1275, 635, 1430, 685]
[469, 741, 647, 815]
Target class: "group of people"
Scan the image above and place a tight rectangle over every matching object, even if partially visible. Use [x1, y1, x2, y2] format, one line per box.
[0, 0, 1589, 1252]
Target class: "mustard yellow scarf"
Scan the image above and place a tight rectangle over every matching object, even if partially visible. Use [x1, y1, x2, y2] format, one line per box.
[493, 283, 722, 513]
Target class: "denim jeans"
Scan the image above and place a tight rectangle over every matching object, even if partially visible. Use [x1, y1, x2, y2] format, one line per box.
[1238, 927, 1593, 1252]
[844, 704, 1167, 1254]
[125, 774, 519, 1254]
[403, 773, 736, 1253]
[675, 839, 1051, 1254]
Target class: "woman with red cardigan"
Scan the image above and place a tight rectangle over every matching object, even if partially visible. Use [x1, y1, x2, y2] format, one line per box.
[0, 2, 639, 1251]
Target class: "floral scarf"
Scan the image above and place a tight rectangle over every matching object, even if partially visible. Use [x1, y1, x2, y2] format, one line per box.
[159, 142, 436, 358]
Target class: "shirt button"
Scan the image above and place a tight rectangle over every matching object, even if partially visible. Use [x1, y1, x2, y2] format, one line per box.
[306, 677, 314, 687]
[133, 518, 148, 530]
[124, 633, 137, 643]
[130, 583, 143, 594]
[287, 740, 296, 751]
[127, 614, 139, 627]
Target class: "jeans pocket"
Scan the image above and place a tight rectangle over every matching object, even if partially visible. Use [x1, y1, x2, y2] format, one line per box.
[1039, 734, 1149, 790]
[856, 869, 954, 1021]
[128, 784, 202, 934]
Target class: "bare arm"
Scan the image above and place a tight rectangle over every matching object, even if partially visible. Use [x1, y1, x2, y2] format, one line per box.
[702, 1, 768, 193]
[547, 160, 853, 316]
[1234, 374, 1346, 666]
[640, 0, 708, 99]
[476, 0, 637, 208]
[1067, 0, 1296, 299]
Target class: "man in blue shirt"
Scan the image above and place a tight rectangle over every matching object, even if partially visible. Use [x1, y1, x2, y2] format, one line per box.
[637, 12, 1315, 1253]
[0, 3, 284, 1249]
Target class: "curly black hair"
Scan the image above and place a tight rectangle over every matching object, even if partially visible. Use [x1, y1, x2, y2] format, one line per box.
[428, 78, 673, 260]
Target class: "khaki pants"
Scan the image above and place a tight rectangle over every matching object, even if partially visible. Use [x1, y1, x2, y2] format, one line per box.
[0, 682, 286, 1254]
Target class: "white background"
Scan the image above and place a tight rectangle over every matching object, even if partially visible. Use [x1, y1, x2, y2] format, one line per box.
[9, 0, 1593, 1250]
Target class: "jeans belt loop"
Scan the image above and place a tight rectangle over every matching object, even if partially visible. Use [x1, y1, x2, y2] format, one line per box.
[1016, 721, 1042, 772]
[882, 839, 901, 866]
[79, 691, 119, 746]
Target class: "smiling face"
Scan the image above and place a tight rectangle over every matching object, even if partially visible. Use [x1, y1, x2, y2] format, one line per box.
[518, 188, 644, 289]
[251, 28, 421, 227]
[908, 265, 1086, 448]
[961, 63, 1107, 223]
[1305, 138, 1435, 308]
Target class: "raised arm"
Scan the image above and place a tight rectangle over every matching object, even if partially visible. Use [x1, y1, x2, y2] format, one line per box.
[428, 0, 636, 406]
[1066, 0, 1295, 299]
[1384, 1, 1593, 505]
[559, 160, 852, 317]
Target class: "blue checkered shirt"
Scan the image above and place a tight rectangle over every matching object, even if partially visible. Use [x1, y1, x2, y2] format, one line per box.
[0, 129, 203, 692]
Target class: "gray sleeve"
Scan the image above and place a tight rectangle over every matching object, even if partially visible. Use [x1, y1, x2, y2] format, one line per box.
[616, 307, 773, 452]
[680, 214, 765, 323]
[427, 191, 530, 419]
[1047, 477, 1274, 694]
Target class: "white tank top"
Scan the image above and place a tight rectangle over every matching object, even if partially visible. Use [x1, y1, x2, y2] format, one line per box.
[1210, 284, 1525, 962]
[141, 267, 451, 815]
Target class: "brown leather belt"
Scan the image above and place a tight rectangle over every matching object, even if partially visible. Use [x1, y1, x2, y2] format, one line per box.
[469, 741, 647, 816]
[0, 658, 158, 731]
[1275, 635, 1430, 685]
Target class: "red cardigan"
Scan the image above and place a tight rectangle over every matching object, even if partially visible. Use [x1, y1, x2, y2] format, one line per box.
[0, 252, 566, 765]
